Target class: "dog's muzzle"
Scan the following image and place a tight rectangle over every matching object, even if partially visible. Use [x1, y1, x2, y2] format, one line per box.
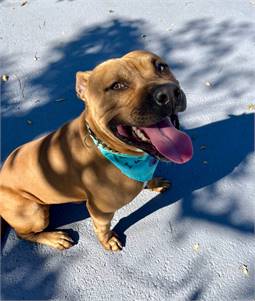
[152, 83, 186, 113]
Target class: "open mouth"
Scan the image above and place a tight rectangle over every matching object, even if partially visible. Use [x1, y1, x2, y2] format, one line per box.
[112, 114, 193, 164]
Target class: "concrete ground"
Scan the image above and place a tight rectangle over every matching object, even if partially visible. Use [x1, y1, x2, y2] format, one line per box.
[1, 0, 254, 300]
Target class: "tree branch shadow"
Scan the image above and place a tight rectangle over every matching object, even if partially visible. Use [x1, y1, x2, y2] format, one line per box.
[1, 18, 146, 300]
[1, 17, 255, 301]
[1, 236, 60, 300]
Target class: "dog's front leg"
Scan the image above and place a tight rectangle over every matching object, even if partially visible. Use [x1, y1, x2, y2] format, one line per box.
[145, 177, 172, 193]
[86, 201, 122, 251]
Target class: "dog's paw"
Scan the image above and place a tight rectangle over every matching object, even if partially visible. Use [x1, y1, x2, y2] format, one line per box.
[34, 231, 74, 250]
[146, 177, 172, 193]
[101, 232, 123, 251]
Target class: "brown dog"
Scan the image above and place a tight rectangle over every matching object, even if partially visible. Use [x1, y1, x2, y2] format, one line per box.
[0, 51, 193, 251]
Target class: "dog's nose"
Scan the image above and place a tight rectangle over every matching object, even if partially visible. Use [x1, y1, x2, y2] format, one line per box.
[153, 83, 181, 107]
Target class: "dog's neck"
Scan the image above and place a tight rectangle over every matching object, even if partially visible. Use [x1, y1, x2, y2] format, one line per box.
[85, 122, 121, 154]
[83, 120, 159, 182]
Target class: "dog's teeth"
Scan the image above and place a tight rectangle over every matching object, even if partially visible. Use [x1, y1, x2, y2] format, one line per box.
[132, 127, 150, 142]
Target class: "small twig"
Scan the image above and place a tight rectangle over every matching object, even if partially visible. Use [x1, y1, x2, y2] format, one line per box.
[13, 74, 25, 100]
[169, 220, 174, 234]
[217, 66, 223, 74]
[34, 51, 39, 61]
[39, 20, 46, 30]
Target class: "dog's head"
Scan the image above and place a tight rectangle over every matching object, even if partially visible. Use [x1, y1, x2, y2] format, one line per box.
[76, 50, 193, 163]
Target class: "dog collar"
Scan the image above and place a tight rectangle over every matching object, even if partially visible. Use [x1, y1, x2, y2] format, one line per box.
[85, 123, 159, 182]
[85, 122, 119, 153]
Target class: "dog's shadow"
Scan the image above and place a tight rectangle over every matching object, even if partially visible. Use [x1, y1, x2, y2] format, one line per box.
[113, 113, 254, 242]
[45, 113, 253, 245]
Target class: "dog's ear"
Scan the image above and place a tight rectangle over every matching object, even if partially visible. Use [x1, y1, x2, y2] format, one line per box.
[76, 71, 91, 101]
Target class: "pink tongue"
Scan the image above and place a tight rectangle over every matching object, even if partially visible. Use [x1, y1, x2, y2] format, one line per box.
[141, 118, 193, 164]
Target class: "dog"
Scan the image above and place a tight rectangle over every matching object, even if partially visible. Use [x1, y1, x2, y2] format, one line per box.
[0, 51, 193, 251]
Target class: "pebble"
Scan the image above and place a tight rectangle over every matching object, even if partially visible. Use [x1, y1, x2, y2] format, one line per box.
[200, 145, 206, 150]
[205, 81, 212, 87]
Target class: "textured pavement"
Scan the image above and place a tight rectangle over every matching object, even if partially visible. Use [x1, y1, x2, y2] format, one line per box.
[1, 1, 255, 300]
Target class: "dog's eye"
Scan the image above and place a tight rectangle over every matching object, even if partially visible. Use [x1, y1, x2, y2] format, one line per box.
[155, 62, 169, 73]
[110, 82, 127, 90]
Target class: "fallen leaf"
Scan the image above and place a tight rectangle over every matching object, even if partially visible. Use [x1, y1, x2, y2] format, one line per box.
[21, 1, 28, 7]
[34, 52, 39, 61]
[240, 264, 249, 276]
[141, 34, 147, 38]
[193, 242, 200, 252]
[1, 75, 9, 81]
[108, 9, 114, 13]
[167, 23, 175, 31]
[26, 120, 32, 125]
[247, 104, 255, 111]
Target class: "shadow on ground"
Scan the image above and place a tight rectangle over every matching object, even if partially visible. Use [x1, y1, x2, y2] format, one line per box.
[114, 113, 254, 237]
[1, 18, 146, 160]
[1, 17, 146, 301]
[1, 17, 254, 300]
[1, 236, 60, 300]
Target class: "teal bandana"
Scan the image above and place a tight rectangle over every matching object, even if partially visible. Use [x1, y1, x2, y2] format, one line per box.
[91, 137, 159, 182]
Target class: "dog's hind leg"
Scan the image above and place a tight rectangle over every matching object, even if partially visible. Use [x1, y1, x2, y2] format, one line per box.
[0, 187, 73, 250]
